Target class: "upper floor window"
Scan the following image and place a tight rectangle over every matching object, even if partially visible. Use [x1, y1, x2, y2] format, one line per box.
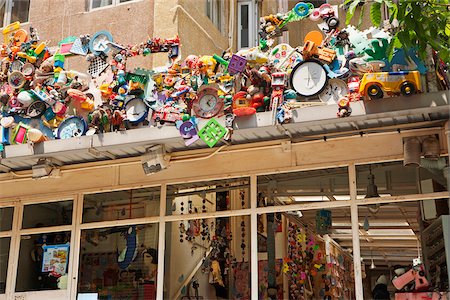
[0, 0, 30, 27]
[238, 0, 258, 50]
[90, 0, 134, 10]
[206, 0, 225, 35]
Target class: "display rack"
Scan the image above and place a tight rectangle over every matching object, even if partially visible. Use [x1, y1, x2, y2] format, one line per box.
[422, 215, 450, 291]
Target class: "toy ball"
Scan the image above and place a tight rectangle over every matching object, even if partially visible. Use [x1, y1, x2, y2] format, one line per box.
[143, 48, 151, 56]
[182, 114, 190, 121]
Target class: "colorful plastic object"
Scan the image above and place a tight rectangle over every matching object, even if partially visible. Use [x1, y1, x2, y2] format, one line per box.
[11, 122, 30, 144]
[359, 71, 422, 100]
[198, 118, 227, 148]
[57, 116, 87, 139]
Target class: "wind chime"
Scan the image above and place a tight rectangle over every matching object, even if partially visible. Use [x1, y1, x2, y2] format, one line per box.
[239, 190, 246, 259]
[178, 193, 211, 252]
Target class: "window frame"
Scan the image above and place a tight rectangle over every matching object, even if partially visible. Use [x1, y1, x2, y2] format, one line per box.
[237, 0, 257, 50]
[0, 0, 30, 28]
[88, 0, 142, 12]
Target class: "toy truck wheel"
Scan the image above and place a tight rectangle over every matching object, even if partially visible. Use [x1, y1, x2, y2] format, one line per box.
[400, 82, 416, 96]
[367, 84, 383, 100]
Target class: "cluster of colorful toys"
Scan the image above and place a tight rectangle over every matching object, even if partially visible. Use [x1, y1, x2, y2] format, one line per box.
[0, 2, 430, 149]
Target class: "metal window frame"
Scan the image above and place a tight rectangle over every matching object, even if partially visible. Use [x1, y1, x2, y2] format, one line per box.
[237, 0, 257, 50]
[1, 160, 448, 299]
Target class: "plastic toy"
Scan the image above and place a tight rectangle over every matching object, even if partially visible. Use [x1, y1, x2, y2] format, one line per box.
[198, 118, 227, 148]
[11, 122, 30, 144]
[347, 76, 361, 102]
[153, 106, 181, 125]
[232, 91, 256, 117]
[359, 71, 422, 100]
[337, 97, 351, 118]
[270, 72, 287, 110]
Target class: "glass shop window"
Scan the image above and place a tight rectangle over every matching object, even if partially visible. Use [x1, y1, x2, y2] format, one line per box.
[83, 187, 160, 223]
[0, 238, 11, 294]
[77, 224, 158, 300]
[164, 216, 251, 299]
[0, 207, 13, 231]
[16, 232, 71, 292]
[167, 177, 250, 216]
[22, 200, 73, 229]
[257, 167, 350, 207]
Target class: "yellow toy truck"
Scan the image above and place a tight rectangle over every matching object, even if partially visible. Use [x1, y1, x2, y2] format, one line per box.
[359, 70, 422, 100]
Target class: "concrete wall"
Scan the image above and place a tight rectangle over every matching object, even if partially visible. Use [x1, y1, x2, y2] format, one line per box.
[25, 0, 154, 71]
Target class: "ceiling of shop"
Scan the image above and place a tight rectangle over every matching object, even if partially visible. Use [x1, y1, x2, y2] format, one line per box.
[0, 91, 449, 173]
[297, 202, 424, 269]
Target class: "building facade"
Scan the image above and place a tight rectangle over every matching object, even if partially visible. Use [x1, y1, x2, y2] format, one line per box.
[0, 1, 449, 300]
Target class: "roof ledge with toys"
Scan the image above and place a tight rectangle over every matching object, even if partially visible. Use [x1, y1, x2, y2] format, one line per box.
[0, 2, 449, 171]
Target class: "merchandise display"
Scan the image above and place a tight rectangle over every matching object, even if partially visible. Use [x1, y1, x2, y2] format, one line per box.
[0, 1, 436, 150]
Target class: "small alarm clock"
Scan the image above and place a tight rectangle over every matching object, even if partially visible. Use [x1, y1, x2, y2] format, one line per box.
[125, 98, 148, 124]
[57, 116, 87, 139]
[192, 85, 224, 119]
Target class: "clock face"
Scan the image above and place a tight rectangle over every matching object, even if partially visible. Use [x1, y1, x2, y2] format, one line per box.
[193, 86, 223, 119]
[27, 101, 47, 118]
[125, 98, 148, 124]
[57, 116, 87, 139]
[89, 31, 113, 55]
[22, 63, 35, 76]
[8, 71, 26, 89]
[10, 60, 24, 72]
[318, 79, 349, 104]
[290, 60, 328, 97]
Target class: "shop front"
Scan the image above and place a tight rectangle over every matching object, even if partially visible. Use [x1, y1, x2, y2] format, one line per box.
[0, 107, 449, 299]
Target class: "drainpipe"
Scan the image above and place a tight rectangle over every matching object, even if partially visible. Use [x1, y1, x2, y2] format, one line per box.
[446, 122, 450, 214]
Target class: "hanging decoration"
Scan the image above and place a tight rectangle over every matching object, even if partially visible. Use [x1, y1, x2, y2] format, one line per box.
[315, 209, 332, 235]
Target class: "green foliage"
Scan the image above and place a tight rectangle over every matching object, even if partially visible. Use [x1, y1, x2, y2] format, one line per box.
[343, 0, 450, 63]
[370, 2, 382, 27]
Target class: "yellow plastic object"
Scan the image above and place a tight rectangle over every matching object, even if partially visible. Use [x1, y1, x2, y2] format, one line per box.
[80, 99, 94, 111]
[2, 21, 21, 44]
[99, 83, 112, 97]
[17, 52, 36, 63]
[359, 71, 422, 99]
[34, 42, 46, 55]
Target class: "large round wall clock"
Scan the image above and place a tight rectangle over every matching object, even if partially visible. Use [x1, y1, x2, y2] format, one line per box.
[125, 98, 148, 124]
[57, 116, 87, 139]
[318, 78, 348, 104]
[192, 85, 223, 119]
[290, 59, 328, 97]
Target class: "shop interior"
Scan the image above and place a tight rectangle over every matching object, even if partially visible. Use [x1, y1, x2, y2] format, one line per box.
[0, 157, 448, 299]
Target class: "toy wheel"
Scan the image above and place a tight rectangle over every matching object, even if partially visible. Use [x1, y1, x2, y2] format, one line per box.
[155, 117, 161, 124]
[400, 82, 416, 96]
[367, 84, 383, 100]
[326, 17, 339, 29]
[294, 2, 310, 17]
